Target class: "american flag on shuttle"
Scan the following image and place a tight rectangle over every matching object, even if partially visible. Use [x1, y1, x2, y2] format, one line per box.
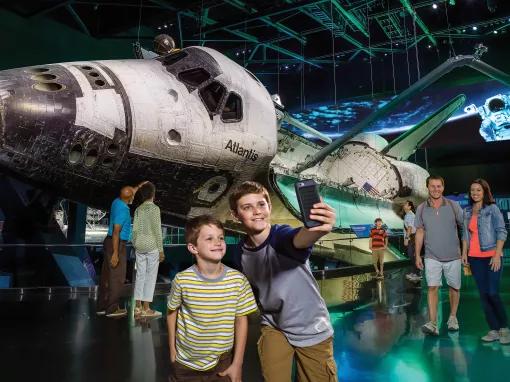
[362, 182, 380, 196]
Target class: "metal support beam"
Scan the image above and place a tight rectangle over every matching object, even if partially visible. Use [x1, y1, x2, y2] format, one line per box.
[331, 0, 368, 37]
[246, 59, 333, 64]
[223, 0, 306, 44]
[65, 4, 90, 36]
[179, 10, 318, 68]
[202, 0, 330, 35]
[247, 44, 260, 62]
[226, 29, 320, 68]
[148, 0, 178, 12]
[295, 55, 510, 172]
[298, 5, 375, 57]
[30, 0, 73, 17]
[260, 16, 306, 44]
[177, 11, 183, 48]
[400, 0, 437, 46]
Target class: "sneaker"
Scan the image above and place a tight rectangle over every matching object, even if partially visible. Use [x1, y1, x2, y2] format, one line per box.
[410, 275, 423, 283]
[106, 308, 127, 318]
[405, 273, 415, 280]
[141, 309, 162, 318]
[482, 330, 500, 342]
[499, 328, 510, 344]
[422, 321, 439, 336]
[447, 316, 459, 331]
[96, 310, 106, 316]
[134, 307, 142, 316]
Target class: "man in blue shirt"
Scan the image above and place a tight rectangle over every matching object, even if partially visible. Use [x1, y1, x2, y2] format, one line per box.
[97, 182, 145, 317]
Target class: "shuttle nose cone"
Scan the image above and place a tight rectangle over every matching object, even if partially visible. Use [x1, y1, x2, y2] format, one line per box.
[0, 64, 80, 179]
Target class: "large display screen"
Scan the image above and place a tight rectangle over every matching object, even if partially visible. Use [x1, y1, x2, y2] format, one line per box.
[286, 79, 510, 142]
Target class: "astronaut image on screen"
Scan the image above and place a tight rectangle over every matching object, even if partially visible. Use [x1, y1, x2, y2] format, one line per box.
[465, 94, 510, 142]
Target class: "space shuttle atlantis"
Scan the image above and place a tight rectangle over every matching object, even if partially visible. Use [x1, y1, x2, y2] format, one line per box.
[0, 44, 464, 257]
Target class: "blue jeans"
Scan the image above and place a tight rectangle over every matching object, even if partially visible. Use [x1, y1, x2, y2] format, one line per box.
[406, 239, 420, 276]
[469, 256, 508, 330]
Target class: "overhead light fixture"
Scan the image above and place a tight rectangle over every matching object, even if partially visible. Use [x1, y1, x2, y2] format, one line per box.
[432, 3, 438, 9]
[472, 26, 478, 31]
[163, 24, 168, 28]
[494, 30, 498, 34]
[157, 26, 162, 30]
[428, 45, 432, 48]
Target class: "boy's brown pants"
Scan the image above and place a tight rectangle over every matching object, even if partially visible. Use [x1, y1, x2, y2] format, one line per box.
[257, 325, 338, 382]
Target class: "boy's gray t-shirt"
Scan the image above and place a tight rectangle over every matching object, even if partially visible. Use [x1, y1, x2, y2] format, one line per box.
[234, 225, 333, 347]
[415, 198, 464, 262]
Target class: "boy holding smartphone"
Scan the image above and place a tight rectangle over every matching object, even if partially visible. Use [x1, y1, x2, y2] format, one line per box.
[229, 181, 338, 382]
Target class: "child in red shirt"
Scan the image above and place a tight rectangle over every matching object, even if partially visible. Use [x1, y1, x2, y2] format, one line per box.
[370, 218, 388, 279]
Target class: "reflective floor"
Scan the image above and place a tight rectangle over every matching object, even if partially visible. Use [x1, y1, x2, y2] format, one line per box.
[1, 267, 510, 381]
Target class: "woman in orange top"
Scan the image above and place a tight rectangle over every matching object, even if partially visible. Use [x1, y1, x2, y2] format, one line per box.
[461, 178, 508, 343]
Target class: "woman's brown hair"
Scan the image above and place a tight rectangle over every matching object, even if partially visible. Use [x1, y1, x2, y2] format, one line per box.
[468, 178, 496, 206]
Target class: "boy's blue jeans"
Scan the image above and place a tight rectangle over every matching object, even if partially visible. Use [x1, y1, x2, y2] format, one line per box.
[469, 256, 508, 330]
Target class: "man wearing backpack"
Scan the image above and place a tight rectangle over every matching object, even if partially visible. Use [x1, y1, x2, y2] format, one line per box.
[415, 175, 464, 335]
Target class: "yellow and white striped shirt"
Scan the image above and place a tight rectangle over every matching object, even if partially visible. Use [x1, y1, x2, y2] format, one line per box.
[167, 265, 257, 371]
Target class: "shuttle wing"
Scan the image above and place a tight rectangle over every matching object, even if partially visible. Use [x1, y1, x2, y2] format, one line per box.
[381, 94, 466, 160]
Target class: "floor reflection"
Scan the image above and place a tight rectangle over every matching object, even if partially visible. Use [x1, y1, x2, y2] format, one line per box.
[1, 267, 510, 381]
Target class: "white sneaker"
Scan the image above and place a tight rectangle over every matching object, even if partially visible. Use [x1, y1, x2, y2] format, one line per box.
[422, 321, 439, 336]
[96, 310, 106, 316]
[482, 330, 500, 342]
[499, 328, 510, 344]
[106, 308, 127, 318]
[405, 273, 415, 280]
[447, 316, 459, 331]
[141, 309, 162, 318]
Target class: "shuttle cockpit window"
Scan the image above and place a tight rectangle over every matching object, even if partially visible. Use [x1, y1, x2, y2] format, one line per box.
[178, 68, 211, 87]
[160, 50, 188, 66]
[199, 81, 226, 115]
[221, 93, 243, 122]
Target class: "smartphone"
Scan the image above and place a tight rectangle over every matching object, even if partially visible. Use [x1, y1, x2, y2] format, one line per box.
[295, 179, 322, 228]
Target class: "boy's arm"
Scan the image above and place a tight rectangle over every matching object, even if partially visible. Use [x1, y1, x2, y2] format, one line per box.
[167, 309, 178, 362]
[218, 315, 248, 382]
[167, 277, 182, 363]
[293, 202, 336, 249]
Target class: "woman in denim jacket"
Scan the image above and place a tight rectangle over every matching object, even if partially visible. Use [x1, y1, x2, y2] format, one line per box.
[461, 178, 508, 343]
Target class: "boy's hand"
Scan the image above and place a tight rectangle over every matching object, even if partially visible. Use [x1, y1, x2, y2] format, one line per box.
[307, 202, 336, 233]
[169, 346, 177, 363]
[218, 362, 242, 382]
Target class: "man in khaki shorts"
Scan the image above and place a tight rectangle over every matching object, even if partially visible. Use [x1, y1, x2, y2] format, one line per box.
[415, 175, 464, 335]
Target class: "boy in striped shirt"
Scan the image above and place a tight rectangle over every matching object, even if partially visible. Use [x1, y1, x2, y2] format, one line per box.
[167, 215, 257, 382]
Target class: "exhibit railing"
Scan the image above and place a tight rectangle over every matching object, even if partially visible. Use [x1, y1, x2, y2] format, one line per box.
[1, 223, 510, 289]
